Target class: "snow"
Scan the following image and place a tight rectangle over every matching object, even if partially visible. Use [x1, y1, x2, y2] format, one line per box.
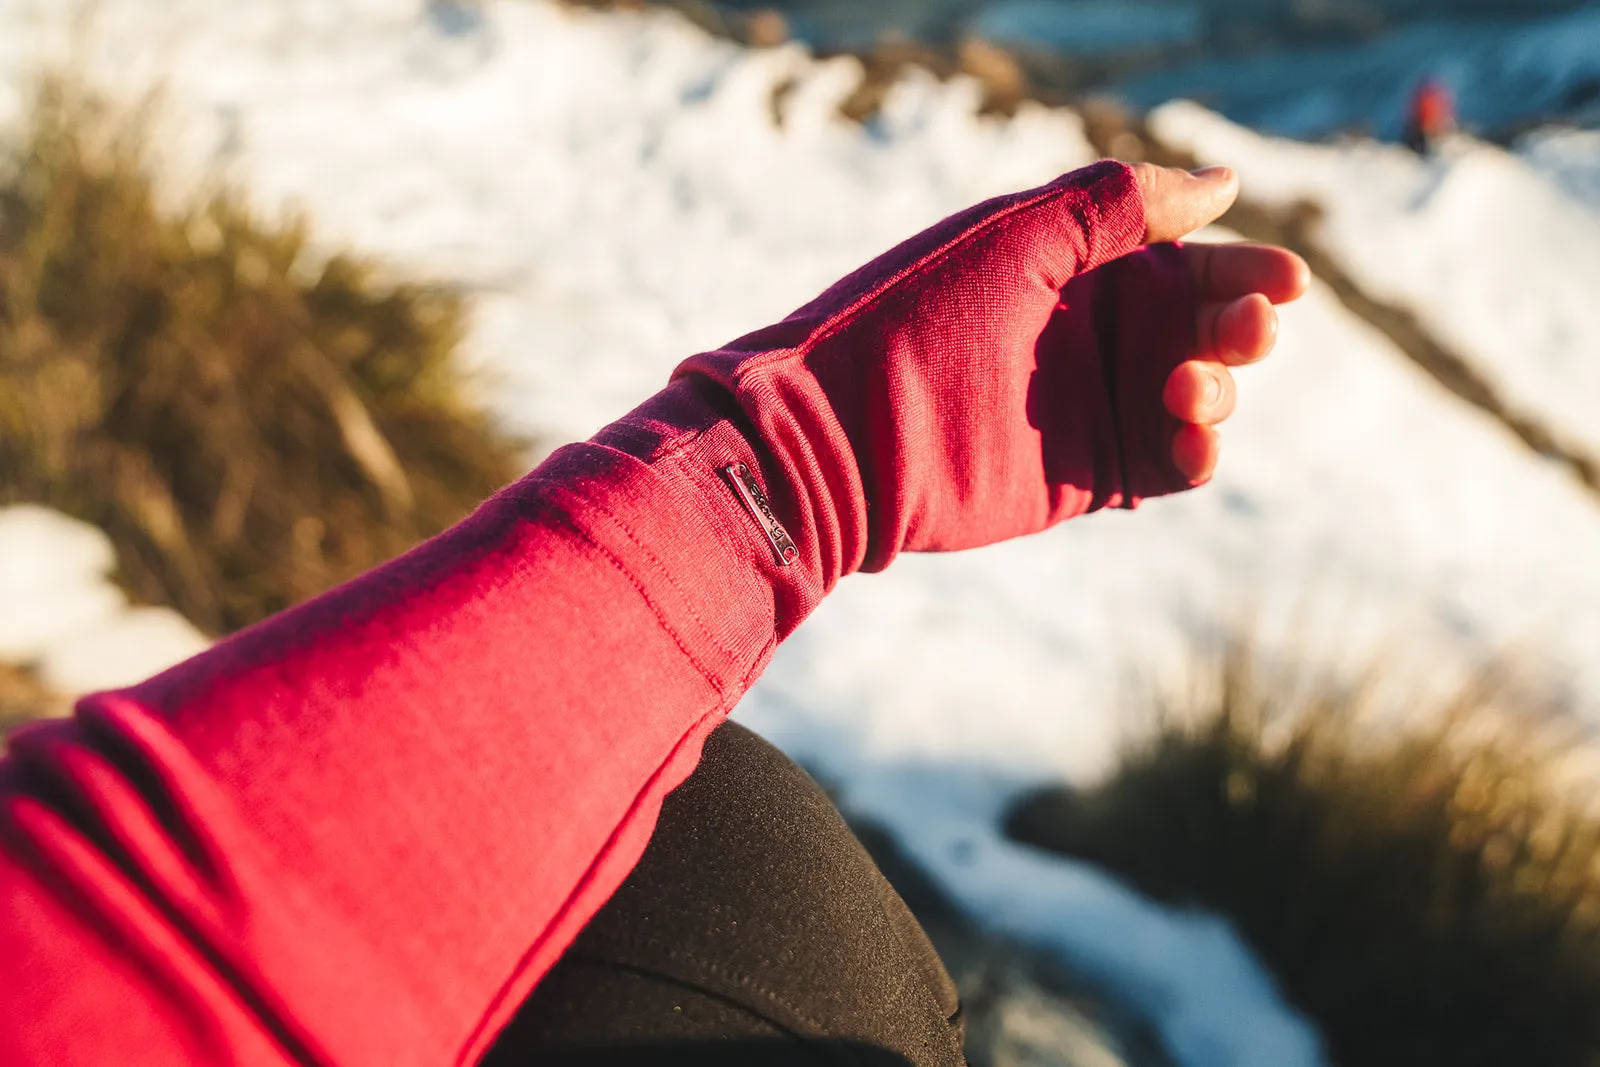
[9, 0, 1600, 1063]
[1152, 100, 1600, 487]
[821, 760, 1325, 1067]
[0, 506, 210, 692]
[1519, 125, 1600, 209]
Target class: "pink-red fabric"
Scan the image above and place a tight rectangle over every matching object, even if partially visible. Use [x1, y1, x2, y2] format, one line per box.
[0, 161, 1195, 1066]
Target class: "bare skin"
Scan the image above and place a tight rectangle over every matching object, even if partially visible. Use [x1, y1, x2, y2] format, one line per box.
[1133, 163, 1311, 483]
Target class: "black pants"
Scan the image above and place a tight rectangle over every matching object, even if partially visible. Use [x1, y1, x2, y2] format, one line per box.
[483, 722, 968, 1067]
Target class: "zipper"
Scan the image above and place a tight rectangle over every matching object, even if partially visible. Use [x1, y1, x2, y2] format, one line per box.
[722, 462, 799, 567]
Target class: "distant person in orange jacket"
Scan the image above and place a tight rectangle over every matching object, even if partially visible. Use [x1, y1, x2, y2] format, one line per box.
[1404, 76, 1457, 155]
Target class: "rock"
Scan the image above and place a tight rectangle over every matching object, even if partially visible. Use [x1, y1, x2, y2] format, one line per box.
[744, 8, 791, 46]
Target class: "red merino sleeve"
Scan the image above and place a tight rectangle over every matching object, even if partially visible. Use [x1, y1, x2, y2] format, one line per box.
[0, 164, 1179, 1067]
[0, 381, 794, 1067]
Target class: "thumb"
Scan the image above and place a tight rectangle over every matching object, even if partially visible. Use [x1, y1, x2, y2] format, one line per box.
[1007, 161, 1148, 293]
[1135, 163, 1239, 243]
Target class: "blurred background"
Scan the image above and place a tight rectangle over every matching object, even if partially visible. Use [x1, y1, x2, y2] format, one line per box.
[651, 0, 1600, 138]
[6, 1, 1600, 1065]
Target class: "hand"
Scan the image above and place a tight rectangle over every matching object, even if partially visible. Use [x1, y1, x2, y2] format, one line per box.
[680, 160, 1309, 584]
[1133, 164, 1309, 483]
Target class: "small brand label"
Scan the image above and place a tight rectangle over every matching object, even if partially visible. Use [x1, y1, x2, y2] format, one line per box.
[722, 463, 799, 567]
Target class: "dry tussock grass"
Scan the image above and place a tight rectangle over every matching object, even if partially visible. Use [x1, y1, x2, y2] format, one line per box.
[1006, 649, 1600, 1066]
[0, 79, 526, 635]
[0, 663, 68, 736]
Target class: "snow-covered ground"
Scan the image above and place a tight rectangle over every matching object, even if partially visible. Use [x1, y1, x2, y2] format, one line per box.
[0, 506, 209, 694]
[1520, 124, 1600, 208]
[8, 1, 1600, 1063]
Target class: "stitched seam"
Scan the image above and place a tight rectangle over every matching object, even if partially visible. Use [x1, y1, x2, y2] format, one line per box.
[739, 638, 779, 689]
[636, 423, 799, 639]
[549, 956, 840, 1059]
[570, 932, 838, 1035]
[641, 421, 717, 460]
[535, 502, 729, 694]
[802, 186, 1070, 347]
[573, 929, 957, 1067]
[551, 479, 746, 673]
[731, 169, 1127, 380]
[632, 382, 757, 463]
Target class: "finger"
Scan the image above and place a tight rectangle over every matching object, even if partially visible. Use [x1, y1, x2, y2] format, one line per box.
[1171, 423, 1220, 485]
[1134, 163, 1240, 244]
[1195, 294, 1279, 366]
[1163, 361, 1237, 425]
[1185, 242, 1310, 305]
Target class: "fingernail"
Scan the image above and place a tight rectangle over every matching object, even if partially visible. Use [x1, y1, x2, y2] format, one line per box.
[1190, 165, 1234, 182]
[1205, 373, 1223, 406]
[1219, 295, 1249, 334]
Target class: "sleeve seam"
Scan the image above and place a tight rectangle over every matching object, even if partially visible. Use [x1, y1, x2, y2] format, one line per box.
[730, 162, 1138, 378]
[550, 502, 737, 696]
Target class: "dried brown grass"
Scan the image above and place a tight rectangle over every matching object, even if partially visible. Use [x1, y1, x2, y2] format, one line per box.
[1006, 649, 1600, 1066]
[0, 662, 68, 737]
[0, 78, 527, 635]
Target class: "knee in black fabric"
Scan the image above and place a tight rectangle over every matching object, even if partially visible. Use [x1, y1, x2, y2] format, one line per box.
[484, 720, 965, 1067]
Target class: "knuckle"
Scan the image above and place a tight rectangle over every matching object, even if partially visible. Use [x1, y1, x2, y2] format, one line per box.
[1130, 161, 1162, 197]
